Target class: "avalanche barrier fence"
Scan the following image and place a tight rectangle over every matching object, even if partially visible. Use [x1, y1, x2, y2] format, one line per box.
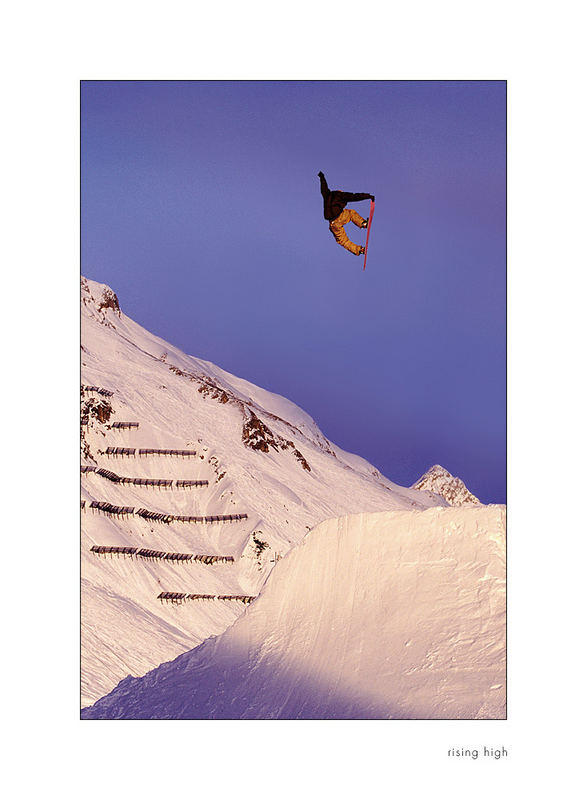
[158, 592, 255, 604]
[86, 498, 247, 524]
[81, 466, 208, 489]
[105, 447, 200, 458]
[82, 385, 114, 397]
[89, 501, 135, 518]
[138, 448, 199, 458]
[90, 545, 138, 557]
[105, 447, 136, 457]
[90, 547, 235, 564]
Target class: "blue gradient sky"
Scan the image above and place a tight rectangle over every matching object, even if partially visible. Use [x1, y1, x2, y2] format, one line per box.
[81, 80, 506, 503]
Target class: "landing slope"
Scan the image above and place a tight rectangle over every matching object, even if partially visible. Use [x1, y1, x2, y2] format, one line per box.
[83, 505, 506, 720]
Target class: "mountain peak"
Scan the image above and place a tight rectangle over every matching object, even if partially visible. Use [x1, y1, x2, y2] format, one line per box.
[411, 464, 481, 506]
[81, 276, 121, 323]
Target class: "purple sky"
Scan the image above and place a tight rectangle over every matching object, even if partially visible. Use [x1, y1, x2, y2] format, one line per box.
[81, 80, 506, 503]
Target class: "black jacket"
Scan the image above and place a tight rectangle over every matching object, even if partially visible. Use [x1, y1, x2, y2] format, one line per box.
[318, 171, 373, 221]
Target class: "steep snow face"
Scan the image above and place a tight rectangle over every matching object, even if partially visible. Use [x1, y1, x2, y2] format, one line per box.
[412, 464, 481, 506]
[81, 277, 446, 706]
[82, 505, 506, 720]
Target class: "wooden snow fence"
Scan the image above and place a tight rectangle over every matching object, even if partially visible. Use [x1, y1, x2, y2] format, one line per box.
[82, 385, 114, 397]
[128, 477, 174, 489]
[162, 552, 193, 563]
[105, 447, 136, 457]
[136, 548, 168, 561]
[140, 550, 227, 563]
[172, 513, 247, 525]
[89, 546, 235, 564]
[175, 479, 208, 488]
[158, 592, 254, 605]
[135, 508, 174, 524]
[133, 509, 247, 525]
[89, 501, 135, 518]
[90, 545, 137, 558]
[217, 595, 256, 604]
[84, 466, 174, 489]
[96, 468, 123, 483]
[81, 500, 86, 510]
[192, 554, 235, 564]
[105, 447, 205, 460]
[85, 503, 245, 524]
[138, 448, 199, 458]
[157, 592, 188, 604]
[80, 465, 97, 474]
[137, 549, 192, 563]
[110, 422, 139, 430]
[185, 594, 217, 601]
[101, 470, 174, 489]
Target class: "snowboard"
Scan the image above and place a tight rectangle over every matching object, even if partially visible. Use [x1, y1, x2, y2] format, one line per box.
[363, 199, 375, 270]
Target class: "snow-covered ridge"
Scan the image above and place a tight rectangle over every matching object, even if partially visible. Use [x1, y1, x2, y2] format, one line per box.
[412, 464, 481, 506]
[82, 505, 506, 720]
[81, 277, 382, 478]
[81, 277, 447, 706]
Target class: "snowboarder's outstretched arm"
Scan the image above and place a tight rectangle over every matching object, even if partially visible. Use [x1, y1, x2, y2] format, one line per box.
[339, 190, 375, 202]
[318, 172, 373, 202]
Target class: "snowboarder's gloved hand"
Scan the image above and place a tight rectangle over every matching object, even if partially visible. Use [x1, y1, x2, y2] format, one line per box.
[318, 171, 324, 178]
[370, 194, 375, 201]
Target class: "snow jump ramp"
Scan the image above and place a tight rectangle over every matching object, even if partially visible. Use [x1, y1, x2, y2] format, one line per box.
[82, 505, 506, 720]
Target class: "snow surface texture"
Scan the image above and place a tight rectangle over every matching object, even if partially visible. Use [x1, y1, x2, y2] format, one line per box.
[412, 464, 481, 506]
[81, 277, 448, 706]
[82, 505, 506, 719]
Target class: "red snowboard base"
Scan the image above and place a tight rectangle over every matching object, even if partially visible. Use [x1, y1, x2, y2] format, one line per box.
[363, 199, 375, 271]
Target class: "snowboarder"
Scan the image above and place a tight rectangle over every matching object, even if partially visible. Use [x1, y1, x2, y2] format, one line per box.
[318, 171, 374, 256]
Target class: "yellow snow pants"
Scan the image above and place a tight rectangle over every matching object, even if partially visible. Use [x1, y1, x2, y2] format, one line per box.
[329, 208, 366, 256]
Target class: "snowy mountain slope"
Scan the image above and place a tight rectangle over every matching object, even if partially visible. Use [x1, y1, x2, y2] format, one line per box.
[81, 277, 447, 706]
[82, 505, 506, 720]
[412, 464, 481, 506]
